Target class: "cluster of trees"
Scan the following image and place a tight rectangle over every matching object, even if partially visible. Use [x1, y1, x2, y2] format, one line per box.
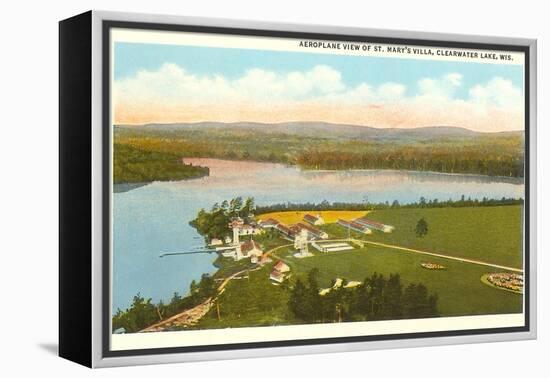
[113, 143, 209, 184]
[112, 273, 216, 333]
[255, 196, 523, 215]
[190, 197, 256, 239]
[255, 200, 368, 214]
[288, 269, 439, 323]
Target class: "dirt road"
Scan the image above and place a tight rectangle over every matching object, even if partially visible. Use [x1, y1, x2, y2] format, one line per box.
[139, 267, 254, 332]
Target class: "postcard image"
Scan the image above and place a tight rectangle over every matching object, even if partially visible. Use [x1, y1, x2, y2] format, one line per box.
[108, 28, 526, 351]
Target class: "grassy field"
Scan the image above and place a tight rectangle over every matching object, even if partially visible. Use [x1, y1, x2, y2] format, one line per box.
[194, 263, 295, 329]
[321, 206, 523, 269]
[272, 245, 522, 317]
[192, 205, 524, 329]
[257, 210, 369, 225]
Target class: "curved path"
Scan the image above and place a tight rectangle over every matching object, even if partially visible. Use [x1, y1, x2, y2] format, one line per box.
[140, 268, 252, 332]
[140, 243, 293, 332]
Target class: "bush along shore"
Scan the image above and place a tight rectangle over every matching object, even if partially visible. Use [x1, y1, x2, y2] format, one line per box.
[112, 273, 217, 333]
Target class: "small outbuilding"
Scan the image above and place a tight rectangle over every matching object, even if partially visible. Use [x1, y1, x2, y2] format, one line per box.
[270, 270, 285, 283]
[270, 260, 291, 283]
[273, 260, 290, 273]
[210, 238, 223, 246]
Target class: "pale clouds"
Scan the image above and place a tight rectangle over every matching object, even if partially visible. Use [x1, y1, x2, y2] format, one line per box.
[418, 73, 463, 99]
[469, 76, 524, 112]
[114, 63, 347, 105]
[114, 63, 524, 131]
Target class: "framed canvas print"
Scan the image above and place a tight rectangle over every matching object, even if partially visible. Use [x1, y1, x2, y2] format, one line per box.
[59, 10, 537, 368]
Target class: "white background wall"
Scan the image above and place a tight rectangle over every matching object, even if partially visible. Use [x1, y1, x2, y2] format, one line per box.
[0, 0, 546, 376]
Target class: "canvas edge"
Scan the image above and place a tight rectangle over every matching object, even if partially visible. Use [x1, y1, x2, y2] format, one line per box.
[89, 10, 537, 368]
[58, 10, 94, 368]
[527, 38, 537, 341]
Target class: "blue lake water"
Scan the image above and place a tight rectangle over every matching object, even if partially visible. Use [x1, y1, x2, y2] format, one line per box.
[112, 158, 525, 312]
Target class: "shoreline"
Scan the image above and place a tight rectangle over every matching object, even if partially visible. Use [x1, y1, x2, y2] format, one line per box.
[113, 171, 209, 192]
[115, 157, 524, 191]
[183, 156, 525, 181]
[300, 167, 525, 182]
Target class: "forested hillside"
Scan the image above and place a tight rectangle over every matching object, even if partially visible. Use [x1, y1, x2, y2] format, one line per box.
[114, 123, 524, 179]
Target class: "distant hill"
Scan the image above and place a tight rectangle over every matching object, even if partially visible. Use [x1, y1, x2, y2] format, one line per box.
[116, 122, 523, 142]
[114, 121, 525, 178]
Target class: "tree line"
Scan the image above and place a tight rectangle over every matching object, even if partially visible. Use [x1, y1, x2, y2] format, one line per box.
[255, 196, 523, 214]
[114, 127, 524, 178]
[295, 149, 524, 178]
[289, 269, 438, 323]
[112, 273, 216, 333]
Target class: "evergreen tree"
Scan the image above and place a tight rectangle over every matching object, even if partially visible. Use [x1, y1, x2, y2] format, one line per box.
[307, 268, 322, 322]
[380, 273, 403, 320]
[402, 283, 439, 318]
[415, 218, 429, 237]
[288, 279, 309, 321]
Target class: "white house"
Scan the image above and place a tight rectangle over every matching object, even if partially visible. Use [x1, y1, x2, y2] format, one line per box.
[240, 240, 263, 259]
[237, 224, 263, 235]
[270, 261, 291, 283]
[229, 218, 263, 236]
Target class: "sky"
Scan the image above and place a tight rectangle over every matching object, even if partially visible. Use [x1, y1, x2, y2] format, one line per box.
[113, 42, 525, 132]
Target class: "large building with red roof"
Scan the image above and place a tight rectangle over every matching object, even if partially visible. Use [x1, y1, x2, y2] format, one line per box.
[295, 222, 328, 240]
[303, 213, 325, 226]
[337, 219, 373, 234]
[354, 218, 395, 233]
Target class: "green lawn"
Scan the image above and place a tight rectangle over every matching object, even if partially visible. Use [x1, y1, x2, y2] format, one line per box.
[322, 205, 524, 269]
[194, 263, 295, 329]
[274, 245, 522, 317]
